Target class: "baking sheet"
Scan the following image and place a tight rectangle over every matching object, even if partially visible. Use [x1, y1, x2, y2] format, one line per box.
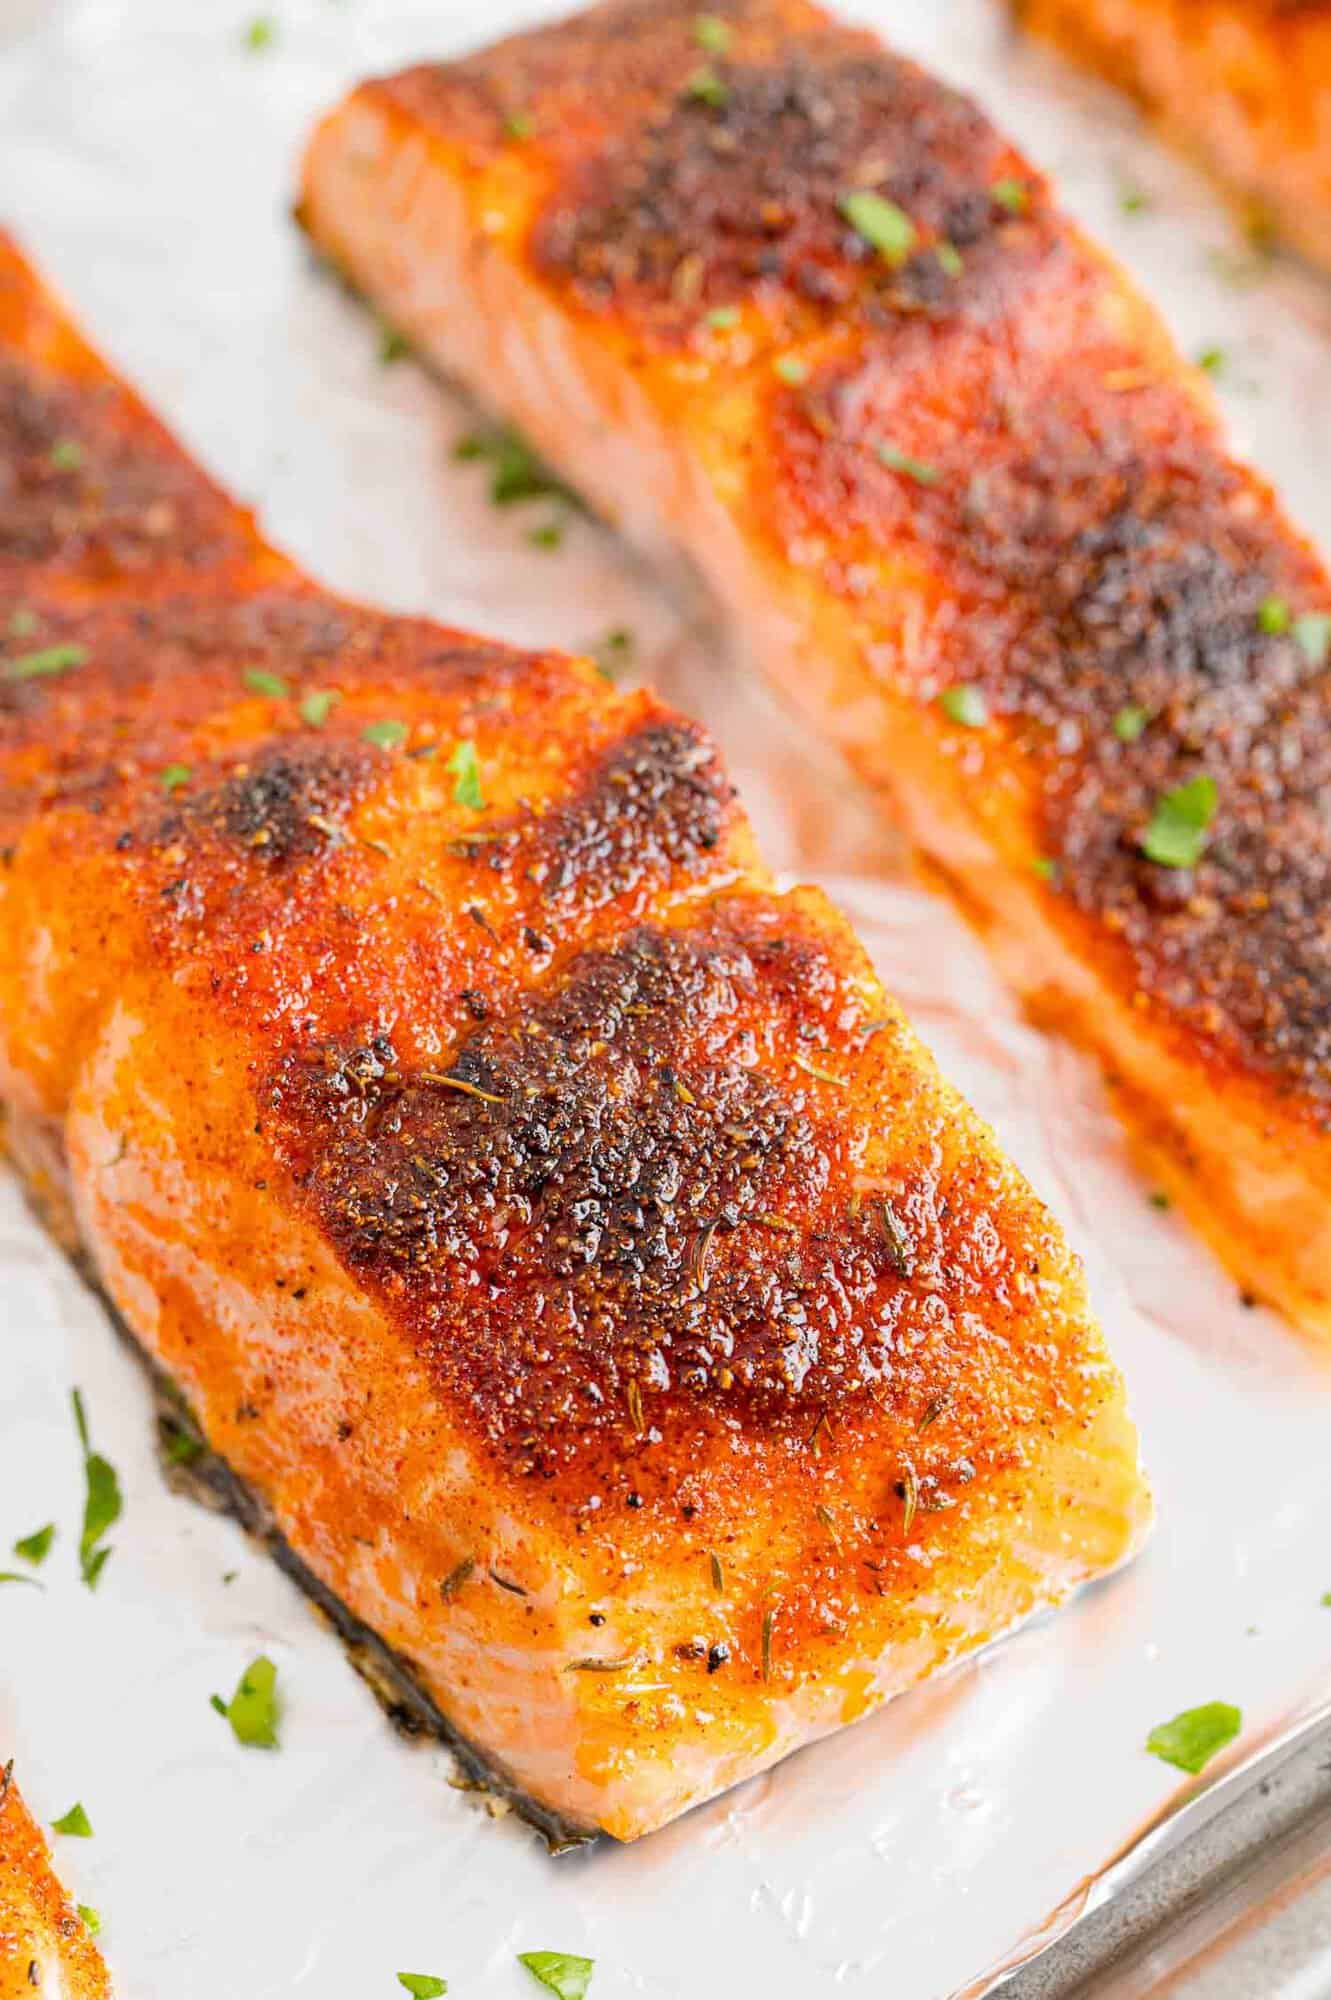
[4, 1, 1331, 1994]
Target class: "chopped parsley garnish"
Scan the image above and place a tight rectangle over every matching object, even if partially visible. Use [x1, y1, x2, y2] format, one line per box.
[503, 111, 533, 142]
[159, 763, 192, 791]
[527, 519, 564, 550]
[397, 1977, 447, 1997]
[363, 719, 408, 750]
[877, 443, 939, 485]
[1112, 703, 1149, 743]
[212, 1654, 281, 1748]
[1321, 1591, 1331, 1607]
[1118, 184, 1152, 216]
[693, 12, 730, 52]
[773, 355, 808, 385]
[1149, 1190, 1171, 1210]
[453, 426, 572, 512]
[447, 739, 485, 810]
[52, 1802, 93, 1838]
[1146, 1701, 1240, 1775]
[1293, 612, 1331, 667]
[13, 1524, 55, 1566]
[243, 15, 275, 50]
[377, 318, 410, 366]
[72, 1388, 121, 1590]
[935, 241, 963, 277]
[1257, 593, 1290, 635]
[684, 65, 728, 106]
[77, 1906, 101, 1935]
[300, 688, 340, 727]
[49, 438, 83, 471]
[517, 1952, 595, 2000]
[4, 643, 86, 681]
[1140, 774, 1216, 869]
[589, 627, 633, 681]
[838, 190, 916, 266]
[704, 305, 740, 329]
[1197, 345, 1226, 376]
[243, 667, 288, 699]
[991, 176, 1029, 215]
[1031, 856, 1057, 882]
[939, 684, 987, 728]
[0, 1571, 43, 1588]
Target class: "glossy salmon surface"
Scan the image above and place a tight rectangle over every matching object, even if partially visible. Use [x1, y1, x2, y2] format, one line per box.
[0, 1769, 109, 1999]
[0, 228, 1148, 1840]
[1014, 0, 1331, 272]
[300, 0, 1331, 1337]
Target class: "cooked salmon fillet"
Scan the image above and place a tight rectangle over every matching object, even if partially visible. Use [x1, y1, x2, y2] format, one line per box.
[0, 1768, 109, 1999]
[0, 227, 1148, 1841]
[1012, 0, 1331, 273]
[300, 0, 1331, 1339]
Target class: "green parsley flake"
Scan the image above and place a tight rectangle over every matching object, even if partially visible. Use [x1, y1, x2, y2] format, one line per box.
[589, 627, 633, 682]
[72, 1388, 121, 1590]
[684, 65, 728, 106]
[693, 12, 730, 52]
[1140, 774, 1217, 869]
[991, 176, 1029, 216]
[49, 439, 83, 471]
[1197, 346, 1226, 376]
[52, 1802, 93, 1838]
[1031, 857, 1057, 883]
[774, 355, 809, 385]
[159, 763, 192, 792]
[0, 1572, 43, 1589]
[939, 685, 988, 728]
[935, 241, 963, 277]
[363, 719, 408, 750]
[503, 111, 533, 142]
[1257, 594, 1290, 635]
[705, 305, 740, 329]
[877, 443, 939, 485]
[453, 427, 573, 512]
[1146, 1701, 1241, 1775]
[1149, 1190, 1171, 1210]
[517, 1952, 595, 2000]
[397, 1978, 447, 1998]
[243, 666, 288, 699]
[4, 643, 87, 681]
[377, 319, 410, 366]
[13, 1524, 55, 1566]
[1321, 1591, 1331, 1607]
[527, 519, 564, 550]
[838, 190, 917, 266]
[1293, 612, 1331, 667]
[243, 15, 275, 50]
[1113, 703, 1149, 744]
[1118, 184, 1152, 216]
[78, 1906, 102, 1936]
[300, 688, 340, 727]
[447, 739, 485, 811]
[212, 1654, 281, 1748]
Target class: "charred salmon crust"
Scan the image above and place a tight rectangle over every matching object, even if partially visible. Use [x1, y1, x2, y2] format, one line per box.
[299, 0, 1331, 1339]
[0, 227, 1149, 1841]
[0, 1766, 111, 1999]
[1011, 0, 1331, 275]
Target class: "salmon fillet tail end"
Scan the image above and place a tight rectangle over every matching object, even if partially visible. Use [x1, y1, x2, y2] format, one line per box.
[300, 0, 1331, 1343]
[0, 1767, 111, 1999]
[0, 221, 1147, 1843]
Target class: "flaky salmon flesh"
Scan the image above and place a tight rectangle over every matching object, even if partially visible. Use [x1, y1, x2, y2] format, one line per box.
[0, 1769, 109, 2000]
[0, 229, 1148, 1840]
[1013, 0, 1331, 274]
[300, 0, 1331, 1341]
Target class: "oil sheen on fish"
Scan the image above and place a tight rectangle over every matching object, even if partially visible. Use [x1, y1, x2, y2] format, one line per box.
[0, 1768, 110, 1999]
[0, 228, 1148, 1841]
[1013, 0, 1331, 273]
[299, 0, 1331, 1339]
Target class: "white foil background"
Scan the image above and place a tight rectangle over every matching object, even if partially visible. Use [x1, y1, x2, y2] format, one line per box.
[3, 2, 1331, 1995]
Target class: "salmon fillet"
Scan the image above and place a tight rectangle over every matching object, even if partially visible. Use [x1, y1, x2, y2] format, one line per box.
[299, 0, 1331, 1338]
[0, 227, 1148, 1842]
[1012, 0, 1331, 273]
[0, 1768, 109, 1999]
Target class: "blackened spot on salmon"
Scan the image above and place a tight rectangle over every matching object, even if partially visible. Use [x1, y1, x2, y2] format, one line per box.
[268, 911, 929, 1472]
[149, 742, 376, 866]
[534, 719, 735, 912]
